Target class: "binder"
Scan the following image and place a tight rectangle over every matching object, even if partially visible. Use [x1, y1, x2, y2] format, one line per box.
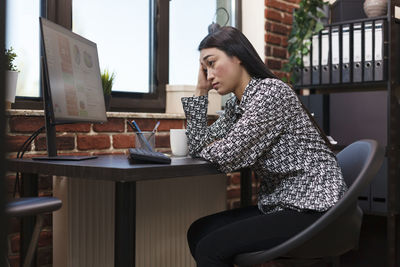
[342, 25, 351, 83]
[374, 20, 385, 81]
[312, 33, 320, 85]
[331, 26, 340, 83]
[363, 22, 373, 82]
[302, 39, 311, 85]
[353, 23, 362, 82]
[294, 67, 302, 86]
[321, 29, 330, 84]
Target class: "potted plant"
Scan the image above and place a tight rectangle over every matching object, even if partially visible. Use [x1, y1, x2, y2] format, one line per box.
[282, 0, 329, 84]
[101, 69, 115, 111]
[5, 47, 19, 107]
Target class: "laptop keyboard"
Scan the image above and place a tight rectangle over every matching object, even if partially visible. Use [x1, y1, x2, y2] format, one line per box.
[128, 148, 171, 164]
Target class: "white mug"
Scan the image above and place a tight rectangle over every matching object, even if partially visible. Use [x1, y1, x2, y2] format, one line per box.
[170, 129, 188, 156]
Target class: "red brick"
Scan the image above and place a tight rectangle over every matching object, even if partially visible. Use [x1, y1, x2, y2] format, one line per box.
[93, 118, 124, 132]
[55, 123, 91, 133]
[229, 172, 241, 185]
[272, 47, 287, 59]
[266, 58, 282, 70]
[282, 13, 293, 24]
[271, 23, 289, 35]
[265, 34, 281, 45]
[37, 247, 52, 266]
[38, 175, 53, 191]
[10, 234, 20, 253]
[112, 134, 134, 149]
[37, 230, 52, 247]
[6, 135, 31, 152]
[8, 255, 19, 267]
[35, 135, 75, 151]
[266, 0, 296, 13]
[282, 36, 288, 47]
[274, 71, 288, 80]
[155, 134, 170, 148]
[77, 135, 110, 150]
[8, 217, 20, 234]
[265, 9, 283, 22]
[265, 45, 272, 57]
[9, 117, 44, 133]
[265, 21, 272, 31]
[227, 187, 241, 198]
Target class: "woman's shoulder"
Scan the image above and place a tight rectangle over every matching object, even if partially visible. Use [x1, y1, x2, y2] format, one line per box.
[252, 78, 295, 98]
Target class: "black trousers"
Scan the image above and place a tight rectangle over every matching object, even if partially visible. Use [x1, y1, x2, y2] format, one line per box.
[187, 205, 324, 267]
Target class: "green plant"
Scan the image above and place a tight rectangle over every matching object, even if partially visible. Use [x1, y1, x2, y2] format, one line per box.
[101, 69, 116, 95]
[282, 0, 328, 83]
[5, 47, 18, 71]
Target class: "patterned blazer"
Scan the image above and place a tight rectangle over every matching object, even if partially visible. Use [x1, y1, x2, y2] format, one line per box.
[181, 78, 347, 214]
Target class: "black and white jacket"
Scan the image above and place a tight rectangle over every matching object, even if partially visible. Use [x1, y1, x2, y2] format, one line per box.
[181, 78, 347, 214]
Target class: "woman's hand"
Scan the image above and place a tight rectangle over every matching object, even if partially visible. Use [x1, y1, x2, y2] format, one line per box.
[195, 65, 212, 96]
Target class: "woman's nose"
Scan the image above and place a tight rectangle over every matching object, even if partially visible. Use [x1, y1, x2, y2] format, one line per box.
[207, 70, 214, 81]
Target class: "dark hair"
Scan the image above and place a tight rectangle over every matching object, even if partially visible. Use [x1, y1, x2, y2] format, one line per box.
[199, 24, 333, 150]
[199, 25, 277, 79]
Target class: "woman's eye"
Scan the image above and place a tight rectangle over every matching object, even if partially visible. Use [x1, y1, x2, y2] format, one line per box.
[208, 61, 214, 67]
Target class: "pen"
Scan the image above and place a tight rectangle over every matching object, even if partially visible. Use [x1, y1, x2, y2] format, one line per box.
[128, 120, 154, 151]
[148, 121, 160, 139]
[151, 121, 160, 134]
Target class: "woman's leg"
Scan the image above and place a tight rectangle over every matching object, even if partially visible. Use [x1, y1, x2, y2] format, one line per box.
[188, 207, 323, 267]
[187, 206, 261, 258]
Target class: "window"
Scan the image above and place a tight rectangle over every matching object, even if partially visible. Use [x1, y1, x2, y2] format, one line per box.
[5, 0, 43, 98]
[73, 0, 150, 93]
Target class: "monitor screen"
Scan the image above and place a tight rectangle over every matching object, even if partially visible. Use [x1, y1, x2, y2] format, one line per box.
[39, 17, 107, 124]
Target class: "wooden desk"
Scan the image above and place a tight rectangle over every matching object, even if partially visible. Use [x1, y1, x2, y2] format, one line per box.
[7, 155, 224, 267]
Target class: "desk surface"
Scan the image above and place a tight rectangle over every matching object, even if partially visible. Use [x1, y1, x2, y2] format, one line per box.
[7, 155, 221, 182]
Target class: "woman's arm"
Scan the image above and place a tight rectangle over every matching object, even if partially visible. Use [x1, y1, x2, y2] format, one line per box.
[199, 79, 297, 173]
[181, 95, 234, 157]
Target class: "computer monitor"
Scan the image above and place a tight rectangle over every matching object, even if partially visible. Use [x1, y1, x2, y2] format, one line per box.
[38, 17, 107, 159]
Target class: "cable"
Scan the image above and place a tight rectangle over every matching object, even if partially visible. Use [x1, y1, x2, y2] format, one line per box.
[13, 126, 45, 197]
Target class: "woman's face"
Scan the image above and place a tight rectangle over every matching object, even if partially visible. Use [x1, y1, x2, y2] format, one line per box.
[200, 47, 248, 96]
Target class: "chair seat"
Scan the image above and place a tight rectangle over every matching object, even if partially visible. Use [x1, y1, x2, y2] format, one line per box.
[6, 197, 62, 217]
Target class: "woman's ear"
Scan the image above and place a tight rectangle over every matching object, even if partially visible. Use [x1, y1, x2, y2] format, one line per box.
[232, 56, 242, 65]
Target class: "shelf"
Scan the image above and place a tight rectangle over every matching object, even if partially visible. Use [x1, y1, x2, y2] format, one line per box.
[294, 81, 388, 93]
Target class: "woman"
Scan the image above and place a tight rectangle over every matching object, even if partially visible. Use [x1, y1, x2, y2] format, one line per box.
[181, 25, 347, 267]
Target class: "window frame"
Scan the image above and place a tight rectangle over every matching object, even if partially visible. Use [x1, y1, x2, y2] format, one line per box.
[12, 0, 169, 113]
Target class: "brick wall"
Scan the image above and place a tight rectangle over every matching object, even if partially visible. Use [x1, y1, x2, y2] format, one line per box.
[265, 0, 300, 80]
[5, 111, 257, 266]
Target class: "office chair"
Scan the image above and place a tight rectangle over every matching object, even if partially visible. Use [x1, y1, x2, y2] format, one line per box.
[233, 139, 384, 267]
[6, 197, 62, 267]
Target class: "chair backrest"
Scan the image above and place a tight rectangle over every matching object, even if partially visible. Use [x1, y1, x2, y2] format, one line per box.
[234, 139, 384, 266]
[336, 140, 380, 188]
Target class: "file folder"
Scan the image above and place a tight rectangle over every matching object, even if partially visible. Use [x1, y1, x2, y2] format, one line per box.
[321, 29, 330, 84]
[302, 39, 311, 85]
[342, 25, 351, 83]
[312, 33, 320, 85]
[331, 26, 340, 83]
[363, 22, 373, 82]
[374, 20, 385, 81]
[294, 67, 302, 86]
[353, 23, 362, 82]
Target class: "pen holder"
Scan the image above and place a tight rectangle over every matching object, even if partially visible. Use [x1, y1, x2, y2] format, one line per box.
[134, 131, 155, 150]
